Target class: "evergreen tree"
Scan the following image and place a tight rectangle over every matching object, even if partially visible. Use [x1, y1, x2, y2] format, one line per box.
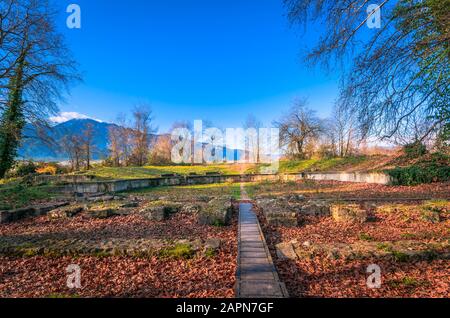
[0, 58, 25, 178]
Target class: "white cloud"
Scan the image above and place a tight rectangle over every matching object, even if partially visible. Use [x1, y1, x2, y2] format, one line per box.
[50, 112, 103, 124]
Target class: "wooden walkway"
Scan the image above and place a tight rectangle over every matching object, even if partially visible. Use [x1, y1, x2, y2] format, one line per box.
[235, 185, 288, 298]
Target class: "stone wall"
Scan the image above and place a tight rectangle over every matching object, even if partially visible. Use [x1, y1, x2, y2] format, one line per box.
[34, 174, 98, 184]
[58, 172, 391, 194]
[0, 202, 69, 224]
[303, 172, 392, 185]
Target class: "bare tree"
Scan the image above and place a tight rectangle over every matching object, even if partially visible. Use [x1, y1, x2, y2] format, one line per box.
[243, 114, 262, 163]
[284, 0, 449, 142]
[330, 101, 359, 157]
[108, 124, 122, 167]
[130, 105, 155, 166]
[0, 0, 79, 121]
[148, 134, 172, 165]
[275, 99, 323, 159]
[0, 0, 79, 177]
[116, 113, 132, 166]
[82, 122, 95, 170]
[62, 134, 84, 171]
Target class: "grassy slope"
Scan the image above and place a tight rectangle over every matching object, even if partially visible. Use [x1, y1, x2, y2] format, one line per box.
[81, 164, 254, 180]
[247, 155, 390, 174]
[0, 185, 53, 210]
[83, 156, 391, 180]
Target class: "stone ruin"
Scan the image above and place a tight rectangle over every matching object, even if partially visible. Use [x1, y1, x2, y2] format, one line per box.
[0, 188, 237, 229]
[256, 198, 298, 227]
[197, 196, 234, 226]
[255, 194, 374, 227]
[276, 239, 450, 261]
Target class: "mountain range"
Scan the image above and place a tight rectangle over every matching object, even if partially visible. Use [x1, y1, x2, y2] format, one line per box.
[18, 118, 249, 162]
[18, 119, 121, 161]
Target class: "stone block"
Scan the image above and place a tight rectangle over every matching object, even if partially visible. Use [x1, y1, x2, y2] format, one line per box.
[140, 201, 182, 221]
[48, 205, 84, 219]
[87, 208, 116, 219]
[181, 204, 202, 214]
[285, 240, 450, 261]
[197, 198, 232, 226]
[0, 211, 11, 224]
[142, 206, 167, 221]
[331, 204, 367, 223]
[266, 215, 298, 227]
[120, 202, 139, 208]
[205, 238, 222, 251]
[257, 199, 298, 227]
[276, 241, 297, 260]
[300, 200, 331, 217]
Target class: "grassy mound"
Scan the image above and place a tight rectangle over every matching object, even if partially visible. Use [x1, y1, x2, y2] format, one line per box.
[387, 153, 450, 185]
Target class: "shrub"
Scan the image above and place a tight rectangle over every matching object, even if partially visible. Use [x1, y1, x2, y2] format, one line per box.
[387, 152, 450, 185]
[388, 165, 450, 185]
[36, 164, 58, 176]
[403, 141, 427, 158]
[6, 161, 37, 178]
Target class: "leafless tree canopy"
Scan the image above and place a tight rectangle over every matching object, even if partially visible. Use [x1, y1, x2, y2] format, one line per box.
[284, 0, 449, 142]
[60, 123, 97, 171]
[329, 101, 360, 157]
[131, 105, 156, 166]
[0, 0, 79, 121]
[275, 99, 324, 159]
[148, 134, 172, 165]
[107, 106, 157, 167]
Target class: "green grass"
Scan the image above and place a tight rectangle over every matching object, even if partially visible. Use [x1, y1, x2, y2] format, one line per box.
[387, 277, 429, 289]
[79, 164, 252, 180]
[47, 293, 80, 299]
[400, 233, 417, 239]
[204, 247, 216, 258]
[127, 182, 241, 197]
[159, 243, 195, 259]
[245, 156, 370, 174]
[230, 183, 241, 200]
[80, 156, 374, 180]
[359, 233, 375, 242]
[277, 156, 369, 174]
[391, 250, 410, 262]
[421, 200, 448, 213]
[0, 184, 53, 210]
[376, 242, 393, 252]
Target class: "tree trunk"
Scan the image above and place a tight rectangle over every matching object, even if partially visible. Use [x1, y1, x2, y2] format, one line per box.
[0, 58, 25, 178]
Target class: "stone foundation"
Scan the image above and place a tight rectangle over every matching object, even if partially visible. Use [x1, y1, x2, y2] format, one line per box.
[197, 197, 233, 226]
[331, 204, 368, 223]
[0, 202, 69, 224]
[256, 199, 298, 227]
[276, 240, 450, 261]
[54, 171, 393, 195]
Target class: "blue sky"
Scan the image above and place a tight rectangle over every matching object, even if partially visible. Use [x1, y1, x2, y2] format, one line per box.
[57, 0, 340, 132]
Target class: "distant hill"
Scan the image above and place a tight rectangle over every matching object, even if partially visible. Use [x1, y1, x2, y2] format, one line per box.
[18, 119, 121, 161]
[18, 118, 249, 162]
